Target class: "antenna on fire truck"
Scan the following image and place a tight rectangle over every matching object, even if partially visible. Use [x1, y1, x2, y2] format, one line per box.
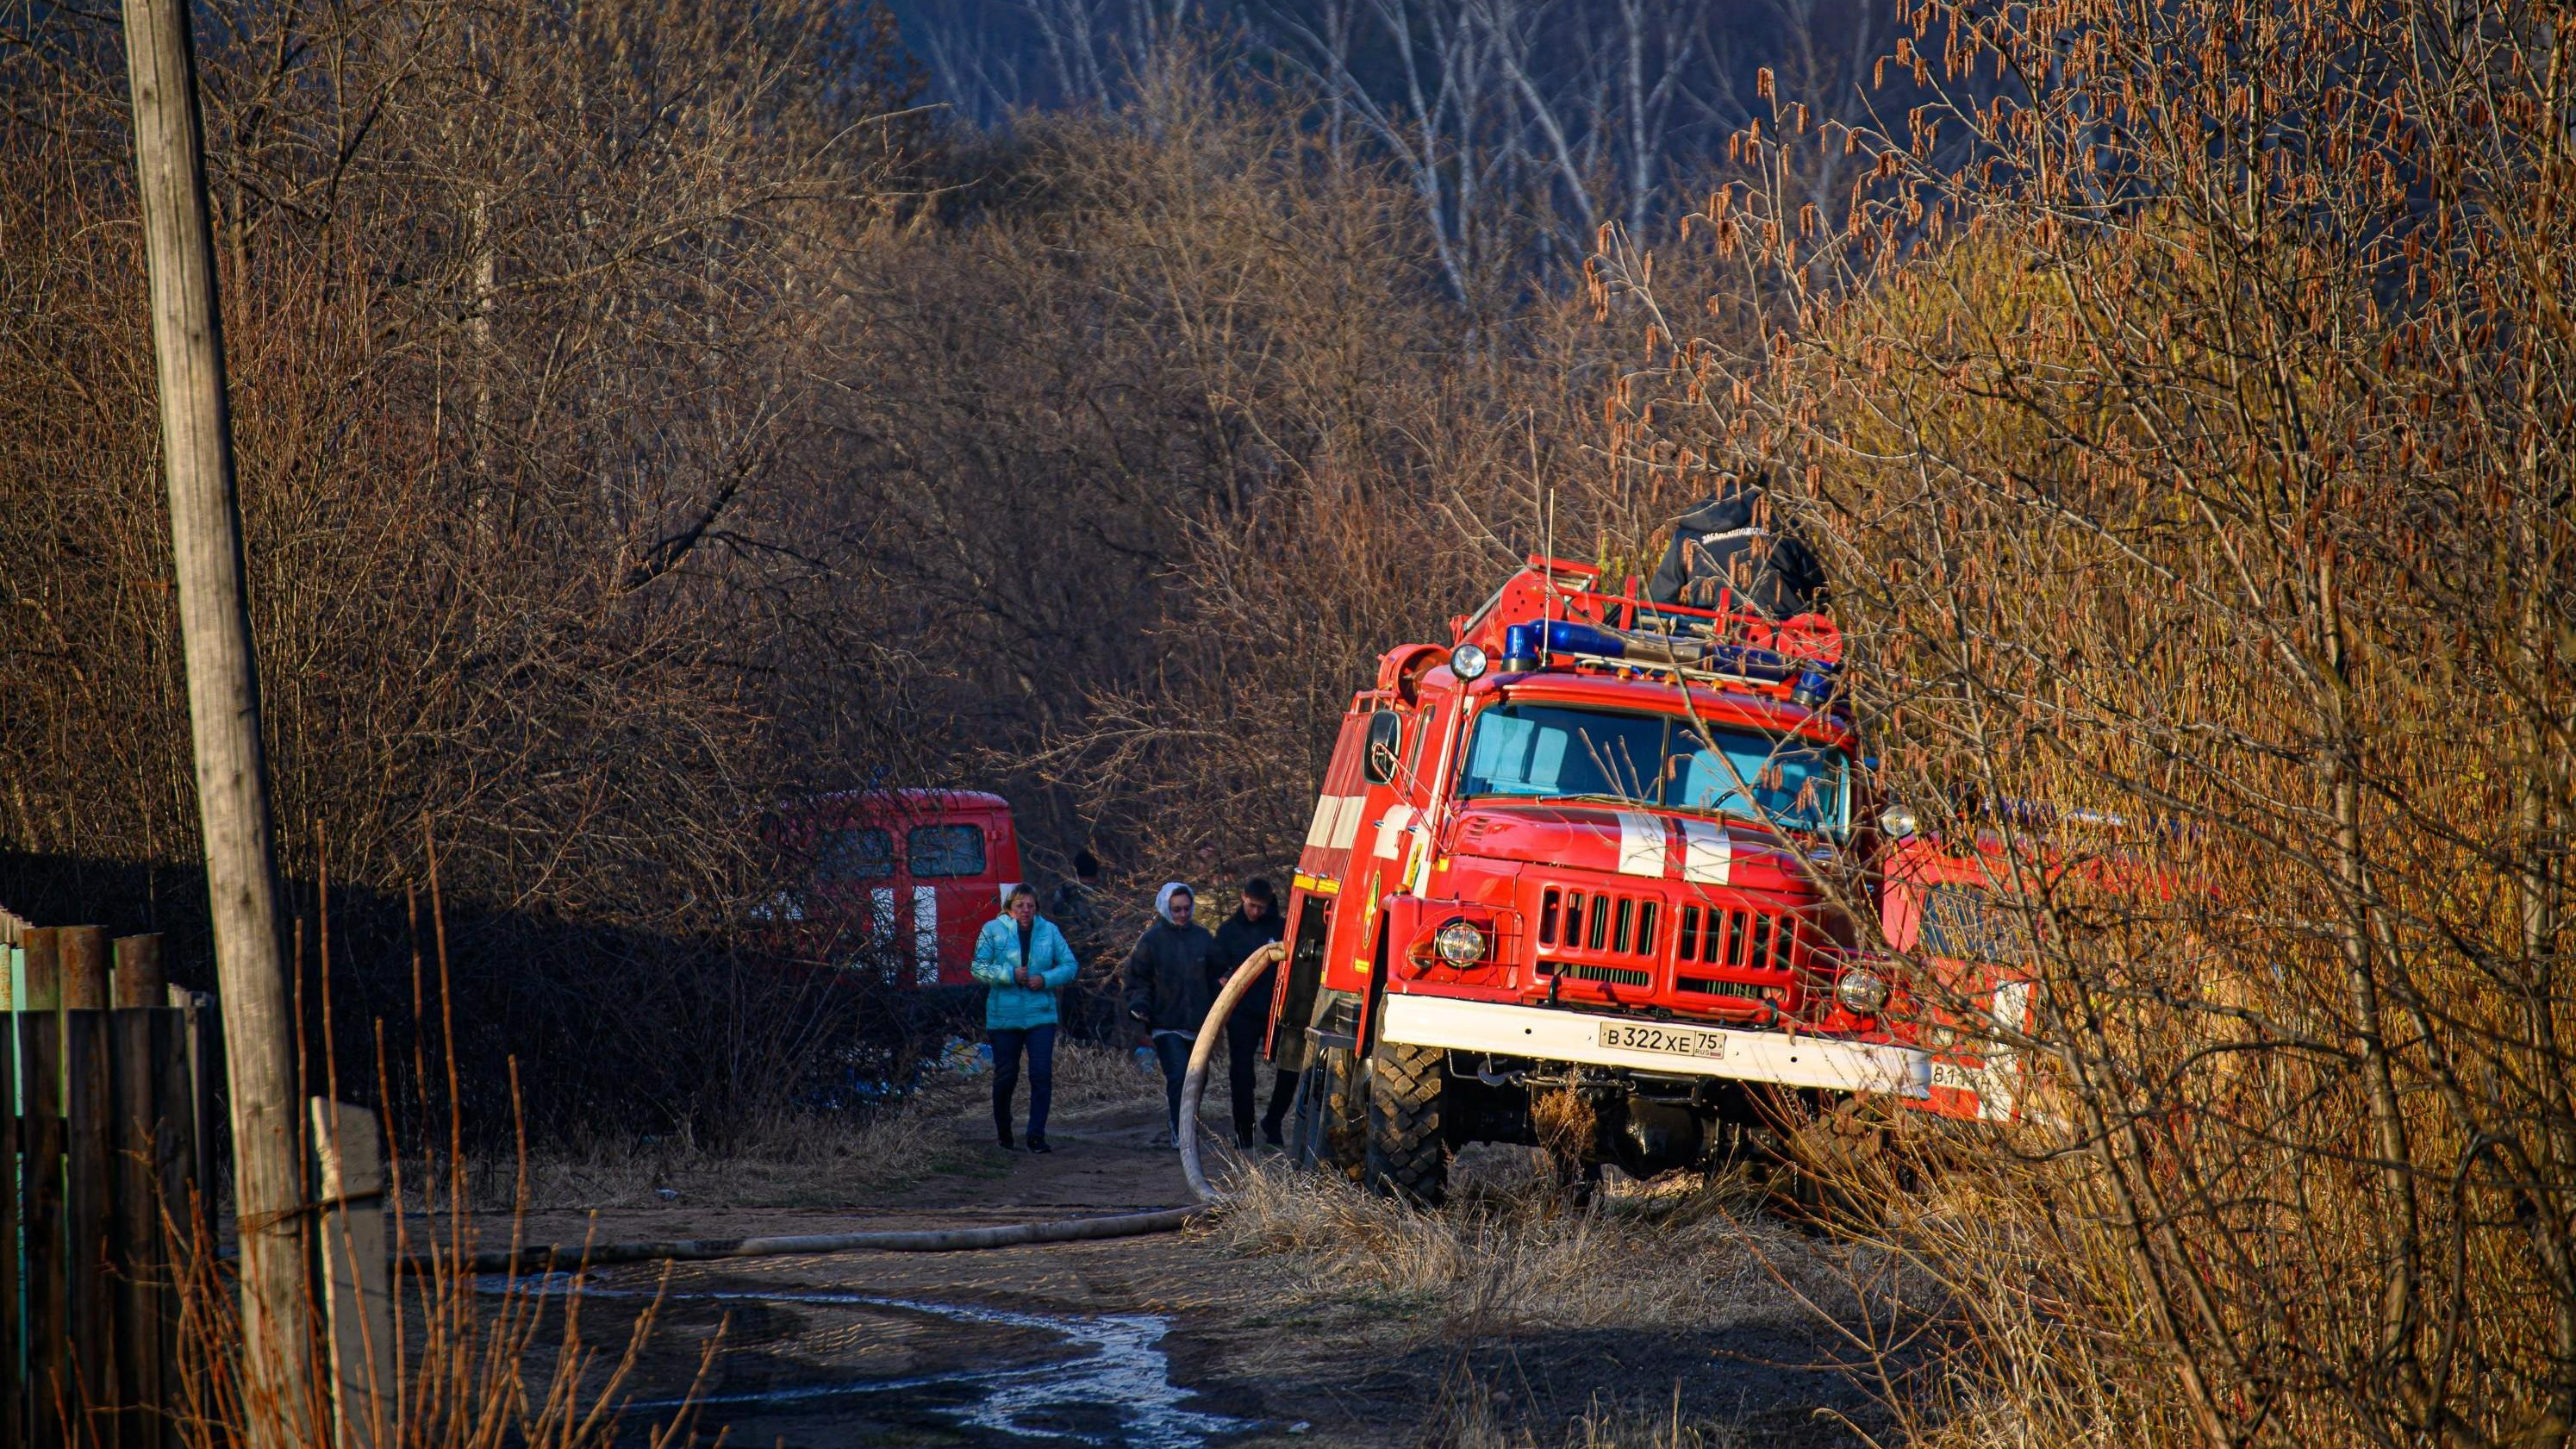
[1543, 484, 1556, 653]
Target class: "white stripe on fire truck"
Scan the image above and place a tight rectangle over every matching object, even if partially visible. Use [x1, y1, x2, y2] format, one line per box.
[1374, 803, 1417, 861]
[1326, 794, 1367, 851]
[913, 886, 939, 986]
[1614, 811, 1668, 878]
[868, 887, 899, 982]
[1305, 793, 1338, 848]
[1980, 979, 2032, 1121]
[1680, 818, 1732, 885]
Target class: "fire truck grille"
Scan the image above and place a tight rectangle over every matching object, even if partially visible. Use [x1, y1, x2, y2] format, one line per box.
[1676, 976, 1768, 1000]
[1537, 886, 1660, 958]
[1541, 960, 1655, 987]
[1675, 903, 1794, 973]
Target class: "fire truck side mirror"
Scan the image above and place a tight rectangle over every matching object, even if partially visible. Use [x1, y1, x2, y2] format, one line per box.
[1363, 710, 1404, 785]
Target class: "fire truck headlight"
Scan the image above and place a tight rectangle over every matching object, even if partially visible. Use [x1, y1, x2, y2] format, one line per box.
[1835, 967, 1891, 1015]
[1434, 920, 1488, 966]
[1877, 803, 1919, 840]
[1450, 643, 1489, 681]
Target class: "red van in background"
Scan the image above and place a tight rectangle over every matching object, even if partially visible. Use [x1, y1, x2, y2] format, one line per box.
[754, 789, 1026, 988]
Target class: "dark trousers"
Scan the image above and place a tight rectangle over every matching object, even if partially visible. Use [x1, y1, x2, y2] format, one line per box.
[1226, 1009, 1298, 1139]
[990, 1024, 1057, 1141]
[1151, 1032, 1194, 1134]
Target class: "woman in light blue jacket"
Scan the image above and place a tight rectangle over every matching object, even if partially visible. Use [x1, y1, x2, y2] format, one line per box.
[971, 885, 1081, 1152]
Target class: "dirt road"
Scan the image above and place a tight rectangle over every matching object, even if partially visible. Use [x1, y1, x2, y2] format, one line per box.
[512, 1091, 1896, 1448]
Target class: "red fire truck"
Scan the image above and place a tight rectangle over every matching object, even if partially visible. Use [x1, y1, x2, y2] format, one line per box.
[1265, 557, 1932, 1199]
[1879, 834, 2042, 1124]
[754, 789, 1026, 990]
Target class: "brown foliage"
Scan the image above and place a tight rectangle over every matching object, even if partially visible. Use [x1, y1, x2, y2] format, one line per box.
[1601, 0, 2576, 1441]
[827, 57, 1640, 894]
[1, 0, 932, 1128]
[1, 0, 926, 909]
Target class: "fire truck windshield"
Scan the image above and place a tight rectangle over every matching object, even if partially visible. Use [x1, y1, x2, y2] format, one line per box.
[1456, 702, 1849, 834]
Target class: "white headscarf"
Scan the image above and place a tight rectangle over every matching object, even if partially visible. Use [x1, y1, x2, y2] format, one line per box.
[1154, 881, 1194, 923]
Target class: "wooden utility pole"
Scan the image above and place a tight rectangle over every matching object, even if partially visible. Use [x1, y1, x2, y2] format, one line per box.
[120, 0, 315, 1440]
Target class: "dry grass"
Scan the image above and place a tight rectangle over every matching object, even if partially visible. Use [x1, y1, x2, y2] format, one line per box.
[1203, 1146, 1847, 1336]
[165, 1146, 712, 1449]
[1426, 1375, 1755, 1449]
[466, 1039, 1169, 1210]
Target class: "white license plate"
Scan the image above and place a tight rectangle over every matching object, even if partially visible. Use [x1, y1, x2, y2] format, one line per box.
[1597, 1021, 1728, 1059]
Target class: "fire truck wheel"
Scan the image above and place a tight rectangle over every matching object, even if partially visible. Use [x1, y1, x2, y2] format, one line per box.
[1775, 1096, 1897, 1225]
[1363, 1043, 1448, 1203]
[1306, 1046, 1368, 1181]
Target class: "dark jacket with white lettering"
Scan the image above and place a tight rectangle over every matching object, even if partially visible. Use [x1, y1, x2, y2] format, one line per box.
[1645, 485, 1824, 619]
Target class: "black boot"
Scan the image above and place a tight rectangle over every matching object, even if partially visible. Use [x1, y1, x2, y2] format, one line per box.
[996, 1122, 1015, 1151]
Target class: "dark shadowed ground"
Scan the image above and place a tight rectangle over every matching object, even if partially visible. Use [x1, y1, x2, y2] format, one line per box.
[497, 1091, 1898, 1448]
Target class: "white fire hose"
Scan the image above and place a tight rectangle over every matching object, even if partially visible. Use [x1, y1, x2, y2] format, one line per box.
[423, 943, 1282, 1276]
[1173, 940, 1282, 1205]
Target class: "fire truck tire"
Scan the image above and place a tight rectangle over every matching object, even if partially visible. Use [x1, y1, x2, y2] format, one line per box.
[1363, 1043, 1448, 1203]
[1303, 1046, 1368, 1180]
[1774, 1096, 1897, 1224]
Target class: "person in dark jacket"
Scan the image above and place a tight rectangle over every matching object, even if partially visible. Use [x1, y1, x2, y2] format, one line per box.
[1645, 474, 1826, 620]
[1123, 882, 1224, 1146]
[1214, 878, 1294, 1149]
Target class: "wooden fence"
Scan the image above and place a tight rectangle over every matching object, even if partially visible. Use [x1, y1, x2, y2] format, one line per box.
[3, 907, 395, 1449]
[3, 911, 209, 1449]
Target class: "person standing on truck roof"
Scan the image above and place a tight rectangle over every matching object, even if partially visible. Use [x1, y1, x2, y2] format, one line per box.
[1123, 882, 1224, 1147]
[971, 884, 1080, 1153]
[1645, 473, 1826, 619]
[1215, 878, 1294, 1150]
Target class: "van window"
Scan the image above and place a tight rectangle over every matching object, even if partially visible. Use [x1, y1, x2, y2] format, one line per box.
[815, 828, 895, 882]
[908, 824, 988, 878]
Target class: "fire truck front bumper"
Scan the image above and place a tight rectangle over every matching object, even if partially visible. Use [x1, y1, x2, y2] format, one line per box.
[1378, 994, 1932, 1099]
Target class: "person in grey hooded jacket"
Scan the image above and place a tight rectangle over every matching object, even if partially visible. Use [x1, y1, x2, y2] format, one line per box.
[1122, 882, 1224, 1145]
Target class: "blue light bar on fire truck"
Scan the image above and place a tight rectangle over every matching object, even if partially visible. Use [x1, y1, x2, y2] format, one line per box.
[1500, 620, 1842, 708]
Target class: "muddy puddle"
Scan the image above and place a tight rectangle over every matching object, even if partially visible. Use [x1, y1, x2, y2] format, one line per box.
[508, 1276, 1266, 1448]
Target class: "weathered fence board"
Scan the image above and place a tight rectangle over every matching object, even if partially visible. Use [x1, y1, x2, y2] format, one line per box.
[24, 926, 61, 1010]
[314, 1098, 392, 1449]
[62, 927, 109, 1010]
[114, 1008, 184, 1449]
[1, 1020, 20, 1447]
[25, 1006, 71, 1449]
[112, 936, 163, 1010]
[65, 1006, 113, 1446]
[3, 929, 205, 1449]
